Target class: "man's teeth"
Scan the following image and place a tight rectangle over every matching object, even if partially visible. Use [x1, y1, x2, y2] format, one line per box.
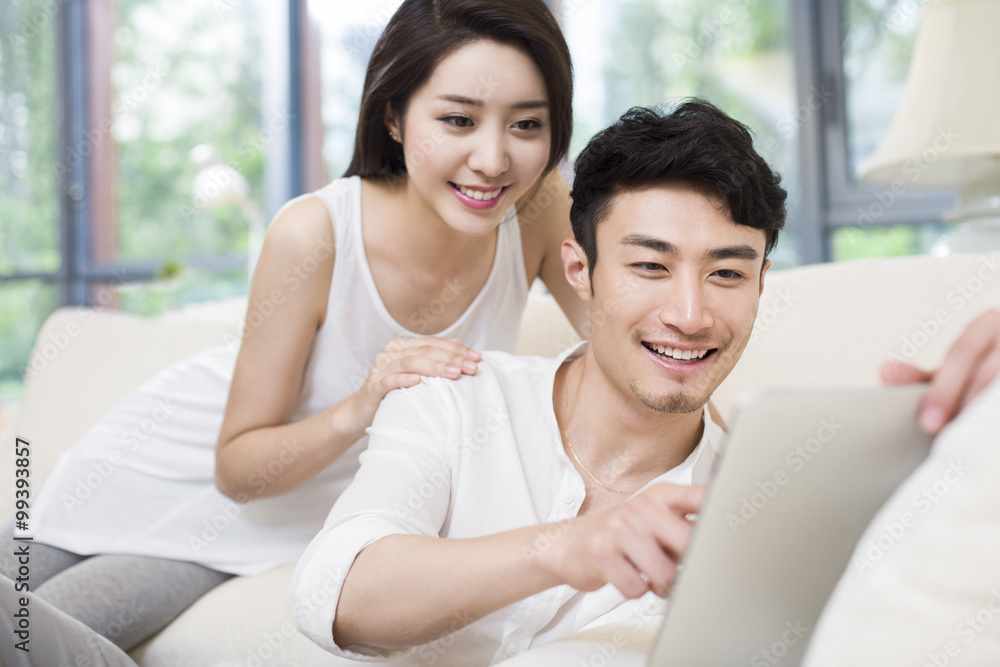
[458, 185, 503, 201]
[648, 343, 709, 361]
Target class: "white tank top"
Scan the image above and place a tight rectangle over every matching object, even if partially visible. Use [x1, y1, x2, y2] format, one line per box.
[31, 176, 530, 575]
[294, 176, 529, 422]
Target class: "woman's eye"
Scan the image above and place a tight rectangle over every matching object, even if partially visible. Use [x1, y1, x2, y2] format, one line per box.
[442, 115, 473, 128]
[512, 119, 542, 131]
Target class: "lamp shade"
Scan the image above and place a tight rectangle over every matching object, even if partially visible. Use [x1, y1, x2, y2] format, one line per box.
[858, 0, 1000, 188]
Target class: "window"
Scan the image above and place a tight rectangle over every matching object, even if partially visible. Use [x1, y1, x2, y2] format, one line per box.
[93, 0, 273, 314]
[308, 0, 394, 181]
[815, 0, 955, 260]
[0, 0, 61, 398]
[0, 0, 960, 400]
[0, 0, 297, 400]
[561, 0, 800, 268]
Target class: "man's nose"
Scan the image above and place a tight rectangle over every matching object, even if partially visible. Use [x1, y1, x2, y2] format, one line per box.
[659, 277, 714, 335]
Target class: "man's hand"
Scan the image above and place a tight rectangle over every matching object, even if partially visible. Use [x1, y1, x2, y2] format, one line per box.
[537, 483, 704, 599]
[881, 309, 1000, 434]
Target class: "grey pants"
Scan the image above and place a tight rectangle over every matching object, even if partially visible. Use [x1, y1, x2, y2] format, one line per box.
[0, 516, 232, 652]
[1, 572, 137, 667]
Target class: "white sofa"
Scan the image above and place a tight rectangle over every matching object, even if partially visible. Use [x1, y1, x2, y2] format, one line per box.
[2, 253, 999, 666]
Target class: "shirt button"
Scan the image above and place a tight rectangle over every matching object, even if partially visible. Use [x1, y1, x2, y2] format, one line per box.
[562, 493, 574, 503]
[506, 645, 519, 657]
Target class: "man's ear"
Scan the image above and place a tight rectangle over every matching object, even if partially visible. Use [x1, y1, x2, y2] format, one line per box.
[384, 103, 401, 142]
[759, 258, 771, 297]
[561, 239, 591, 301]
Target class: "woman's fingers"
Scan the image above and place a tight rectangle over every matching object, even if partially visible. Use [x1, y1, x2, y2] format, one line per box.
[880, 360, 932, 386]
[376, 338, 479, 375]
[386, 337, 480, 361]
[366, 337, 484, 403]
[878, 310, 1000, 434]
[918, 310, 1000, 433]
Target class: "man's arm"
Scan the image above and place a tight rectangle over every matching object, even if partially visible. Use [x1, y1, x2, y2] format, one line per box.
[332, 483, 703, 650]
[882, 309, 1000, 433]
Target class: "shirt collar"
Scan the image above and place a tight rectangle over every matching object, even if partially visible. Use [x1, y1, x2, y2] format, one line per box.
[547, 340, 725, 489]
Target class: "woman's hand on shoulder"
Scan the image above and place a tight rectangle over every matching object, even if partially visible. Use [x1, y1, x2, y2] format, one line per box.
[342, 337, 482, 436]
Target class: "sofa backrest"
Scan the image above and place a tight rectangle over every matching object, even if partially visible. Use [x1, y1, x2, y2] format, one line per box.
[714, 253, 1000, 419]
[0, 299, 247, 516]
[2, 254, 998, 516]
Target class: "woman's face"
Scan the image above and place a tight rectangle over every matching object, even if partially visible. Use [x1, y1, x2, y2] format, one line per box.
[388, 40, 552, 237]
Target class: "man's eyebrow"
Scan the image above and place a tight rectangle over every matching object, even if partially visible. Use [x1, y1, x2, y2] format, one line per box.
[621, 234, 677, 254]
[704, 245, 760, 261]
[622, 235, 761, 261]
[436, 95, 549, 110]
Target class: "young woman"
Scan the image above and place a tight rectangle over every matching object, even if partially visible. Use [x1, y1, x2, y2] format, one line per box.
[0, 0, 584, 651]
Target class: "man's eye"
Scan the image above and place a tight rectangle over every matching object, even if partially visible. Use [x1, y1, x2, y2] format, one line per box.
[714, 269, 743, 280]
[634, 262, 666, 272]
[442, 116, 473, 128]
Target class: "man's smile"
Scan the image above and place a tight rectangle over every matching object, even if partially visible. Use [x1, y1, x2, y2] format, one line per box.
[641, 340, 719, 370]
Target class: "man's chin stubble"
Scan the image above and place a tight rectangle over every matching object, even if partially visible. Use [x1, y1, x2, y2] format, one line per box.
[627, 379, 708, 414]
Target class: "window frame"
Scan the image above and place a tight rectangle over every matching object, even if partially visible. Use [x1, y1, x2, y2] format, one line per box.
[0, 0, 307, 308]
[1, 0, 960, 302]
[792, 0, 955, 263]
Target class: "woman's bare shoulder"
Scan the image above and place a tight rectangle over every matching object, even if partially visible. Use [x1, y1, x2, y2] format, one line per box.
[252, 193, 337, 324]
[264, 193, 335, 258]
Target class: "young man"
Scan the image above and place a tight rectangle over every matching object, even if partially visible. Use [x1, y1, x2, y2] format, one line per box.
[292, 101, 1000, 665]
[292, 100, 785, 664]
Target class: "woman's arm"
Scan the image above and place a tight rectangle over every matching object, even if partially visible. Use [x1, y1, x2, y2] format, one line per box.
[214, 195, 352, 499]
[214, 196, 479, 500]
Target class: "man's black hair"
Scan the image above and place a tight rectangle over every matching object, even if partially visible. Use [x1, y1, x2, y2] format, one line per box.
[570, 99, 787, 279]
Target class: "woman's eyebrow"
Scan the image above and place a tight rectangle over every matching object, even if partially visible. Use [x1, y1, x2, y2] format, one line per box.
[435, 94, 549, 110]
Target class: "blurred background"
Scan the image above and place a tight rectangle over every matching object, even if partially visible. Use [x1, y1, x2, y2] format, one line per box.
[0, 0, 958, 400]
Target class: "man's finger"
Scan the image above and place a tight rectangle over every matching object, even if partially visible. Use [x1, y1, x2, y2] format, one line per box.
[652, 483, 705, 516]
[602, 554, 652, 600]
[649, 510, 696, 563]
[612, 522, 678, 596]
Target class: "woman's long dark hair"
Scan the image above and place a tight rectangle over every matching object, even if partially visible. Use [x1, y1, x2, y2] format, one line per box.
[344, 0, 573, 179]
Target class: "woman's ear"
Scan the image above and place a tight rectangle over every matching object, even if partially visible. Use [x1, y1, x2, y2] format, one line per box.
[561, 239, 591, 301]
[384, 103, 401, 143]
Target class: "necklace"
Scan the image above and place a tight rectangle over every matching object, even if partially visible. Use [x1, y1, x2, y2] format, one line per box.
[562, 362, 639, 496]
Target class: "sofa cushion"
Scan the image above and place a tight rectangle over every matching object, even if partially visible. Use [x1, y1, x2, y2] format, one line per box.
[129, 564, 310, 666]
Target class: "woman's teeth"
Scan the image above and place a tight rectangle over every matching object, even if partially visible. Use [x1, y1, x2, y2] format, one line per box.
[457, 185, 503, 201]
[645, 342, 710, 361]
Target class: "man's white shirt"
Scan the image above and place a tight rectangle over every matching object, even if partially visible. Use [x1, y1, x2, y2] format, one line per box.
[293, 342, 724, 665]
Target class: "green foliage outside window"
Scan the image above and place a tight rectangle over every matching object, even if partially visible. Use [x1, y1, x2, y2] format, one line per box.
[0, 0, 264, 399]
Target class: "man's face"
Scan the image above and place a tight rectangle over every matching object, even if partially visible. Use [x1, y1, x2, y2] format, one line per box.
[580, 182, 769, 413]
